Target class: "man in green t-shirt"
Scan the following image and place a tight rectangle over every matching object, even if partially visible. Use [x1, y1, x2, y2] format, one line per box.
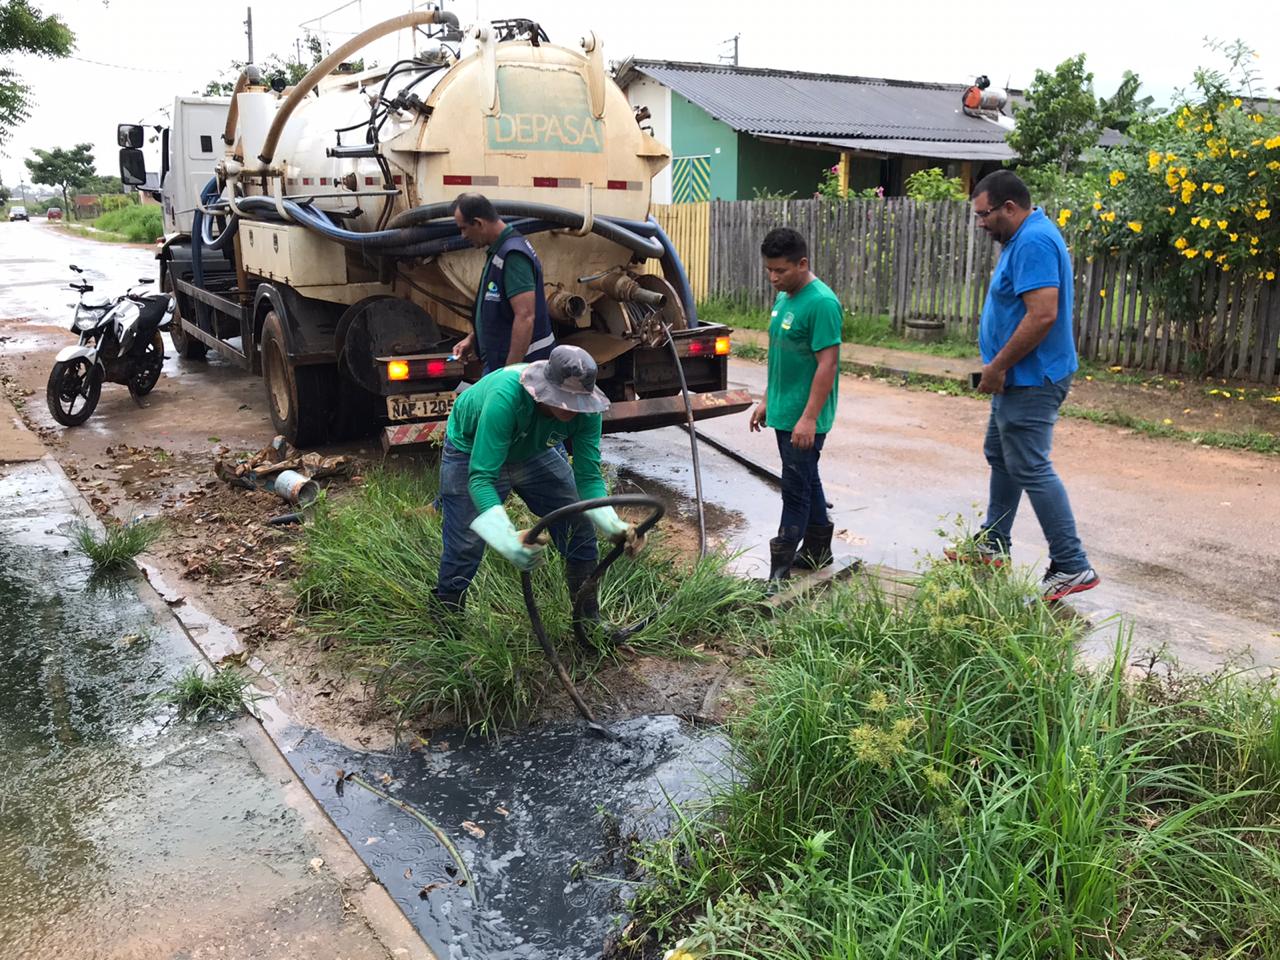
[748, 227, 842, 584]
[435, 345, 642, 622]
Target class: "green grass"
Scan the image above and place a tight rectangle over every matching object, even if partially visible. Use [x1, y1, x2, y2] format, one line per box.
[625, 552, 1280, 960]
[157, 664, 260, 721]
[700, 298, 979, 359]
[1061, 405, 1280, 455]
[295, 468, 766, 734]
[92, 205, 164, 242]
[68, 517, 163, 572]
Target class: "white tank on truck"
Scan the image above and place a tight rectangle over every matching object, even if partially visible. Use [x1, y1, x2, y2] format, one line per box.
[118, 13, 750, 448]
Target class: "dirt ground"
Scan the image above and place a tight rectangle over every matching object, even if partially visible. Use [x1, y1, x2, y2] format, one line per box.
[1066, 369, 1280, 436]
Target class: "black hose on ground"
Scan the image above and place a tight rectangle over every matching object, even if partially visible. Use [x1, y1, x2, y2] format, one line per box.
[519, 494, 664, 739]
[662, 325, 707, 558]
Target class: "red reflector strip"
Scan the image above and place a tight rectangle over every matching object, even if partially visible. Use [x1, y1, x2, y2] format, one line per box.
[385, 421, 446, 448]
[443, 174, 472, 185]
[533, 176, 557, 188]
[320, 177, 329, 185]
[365, 176, 376, 186]
[392, 174, 403, 185]
[607, 180, 643, 190]
[302, 177, 312, 186]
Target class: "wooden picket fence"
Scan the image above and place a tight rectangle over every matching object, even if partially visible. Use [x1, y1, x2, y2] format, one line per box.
[650, 197, 1280, 384]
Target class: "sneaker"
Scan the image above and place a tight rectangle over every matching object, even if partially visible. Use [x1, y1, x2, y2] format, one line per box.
[943, 542, 1006, 567]
[1041, 566, 1101, 602]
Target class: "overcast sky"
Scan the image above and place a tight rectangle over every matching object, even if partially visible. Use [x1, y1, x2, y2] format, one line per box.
[3, 0, 1279, 191]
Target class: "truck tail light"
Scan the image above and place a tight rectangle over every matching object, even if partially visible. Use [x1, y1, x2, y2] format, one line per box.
[715, 336, 731, 356]
[387, 360, 410, 381]
[425, 358, 447, 378]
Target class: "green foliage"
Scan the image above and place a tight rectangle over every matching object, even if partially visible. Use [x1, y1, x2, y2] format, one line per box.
[68, 517, 164, 572]
[99, 193, 133, 212]
[903, 167, 966, 201]
[1008, 54, 1102, 175]
[295, 468, 764, 733]
[0, 0, 73, 146]
[25, 143, 94, 221]
[94, 204, 164, 242]
[751, 186, 797, 201]
[629, 551, 1280, 959]
[157, 664, 260, 721]
[202, 31, 347, 96]
[1060, 39, 1280, 291]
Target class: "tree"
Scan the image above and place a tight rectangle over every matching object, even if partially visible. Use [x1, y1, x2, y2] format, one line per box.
[25, 143, 94, 221]
[0, 1, 74, 146]
[1007, 54, 1100, 177]
[1098, 70, 1156, 134]
[81, 173, 122, 196]
[202, 33, 363, 97]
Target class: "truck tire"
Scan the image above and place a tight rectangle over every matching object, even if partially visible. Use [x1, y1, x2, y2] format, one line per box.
[162, 273, 207, 361]
[261, 310, 335, 448]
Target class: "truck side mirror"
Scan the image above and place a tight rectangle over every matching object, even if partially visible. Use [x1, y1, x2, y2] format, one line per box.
[119, 148, 147, 186]
[118, 123, 145, 149]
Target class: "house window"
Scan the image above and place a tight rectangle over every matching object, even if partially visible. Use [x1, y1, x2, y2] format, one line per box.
[672, 155, 711, 203]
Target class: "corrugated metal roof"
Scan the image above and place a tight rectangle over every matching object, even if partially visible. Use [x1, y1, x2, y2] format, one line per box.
[763, 134, 1018, 161]
[626, 61, 1012, 143]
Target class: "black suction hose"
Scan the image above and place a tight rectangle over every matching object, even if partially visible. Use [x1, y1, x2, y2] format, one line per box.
[662, 325, 707, 559]
[519, 494, 664, 738]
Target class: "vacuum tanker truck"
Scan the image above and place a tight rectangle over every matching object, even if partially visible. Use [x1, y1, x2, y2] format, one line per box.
[117, 12, 751, 448]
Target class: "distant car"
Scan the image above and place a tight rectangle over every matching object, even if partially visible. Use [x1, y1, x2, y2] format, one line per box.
[45, 207, 62, 221]
[8, 205, 29, 222]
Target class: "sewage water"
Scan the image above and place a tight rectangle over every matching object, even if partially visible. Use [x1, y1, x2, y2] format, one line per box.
[284, 715, 730, 960]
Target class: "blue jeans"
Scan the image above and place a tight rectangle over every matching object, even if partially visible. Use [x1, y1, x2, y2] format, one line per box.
[775, 430, 830, 545]
[981, 374, 1089, 573]
[436, 440, 597, 596]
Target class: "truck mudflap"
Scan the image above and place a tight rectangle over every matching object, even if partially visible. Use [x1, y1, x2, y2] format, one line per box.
[380, 388, 754, 450]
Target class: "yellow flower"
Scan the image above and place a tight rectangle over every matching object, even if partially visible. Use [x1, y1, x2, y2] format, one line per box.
[1109, 170, 1127, 187]
[1217, 220, 1228, 229]
[1233, 97, 1243, 107]
[1127, 221, 1143, 233]
[1093, 201, 1102, 211]
[1201, 181, 1212, 191]
[1100, 210, 1117, 223]
[1251, 235, 1260, 245]
[1167, 206, 1177, 215]
[1229, 232, 1238, 241]
[1165, 170, 1180, 188]
[1213, 184, 1225, 194]
[1203, 122, 1214, 132]
[1266, 135, 1280, 150]
[1163, 418, 1174, 425]
[1268, 161, 1280, 171]
[1057, 208, 1072, 227]
[1174, 236, 1188, 250]
[1099, 288, 1107, 298]
[1268, 271, 1278, 281]
[1205, 249, 1213, 259]
[1147, 150, 1162, 170]
[1256, 209, 1272, 220]
[1184, 249, 1200, 259]
[1222, 263, 1231, 272]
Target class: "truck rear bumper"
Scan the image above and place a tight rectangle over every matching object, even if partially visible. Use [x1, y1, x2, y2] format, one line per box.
[380, 388, 754, 450]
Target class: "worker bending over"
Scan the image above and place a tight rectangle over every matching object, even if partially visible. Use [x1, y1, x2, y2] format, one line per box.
[434, 345, 641, 625]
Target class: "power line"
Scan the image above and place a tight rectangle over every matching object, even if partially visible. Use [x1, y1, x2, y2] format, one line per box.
[67, 55, 185, 74]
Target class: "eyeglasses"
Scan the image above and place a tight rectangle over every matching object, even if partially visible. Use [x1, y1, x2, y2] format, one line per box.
[974, 203, 1006, 219]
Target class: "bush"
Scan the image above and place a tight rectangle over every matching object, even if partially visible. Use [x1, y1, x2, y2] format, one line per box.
[68, 517, 163, 572]
[93, 204, 164, 242]
[100, 193, 134, 212]
[628, 554, 1280, 959]
[904, 166, 967, 201]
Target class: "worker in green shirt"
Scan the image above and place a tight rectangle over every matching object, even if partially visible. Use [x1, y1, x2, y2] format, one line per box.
[749, 227, 842, 584]
[434, 345, 642, 623]
[450, 192, 556, 375]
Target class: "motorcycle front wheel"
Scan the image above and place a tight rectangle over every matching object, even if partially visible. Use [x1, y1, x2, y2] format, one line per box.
[46, 357, 101, 426]
[128, 332, 165, 398]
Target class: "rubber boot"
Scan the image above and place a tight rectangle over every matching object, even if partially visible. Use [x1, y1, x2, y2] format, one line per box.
[565, 561, 604, 640]
[794, 523, 835, 571]
[432, 589, 466, 614]
[768, 537, 799, 585]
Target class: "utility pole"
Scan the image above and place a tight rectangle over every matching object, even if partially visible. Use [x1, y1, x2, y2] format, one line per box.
[245, 7, 254, 64]
[719, 33, 740, 67]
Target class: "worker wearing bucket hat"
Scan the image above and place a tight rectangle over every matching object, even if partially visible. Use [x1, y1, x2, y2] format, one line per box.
[434, 345, 643, 627]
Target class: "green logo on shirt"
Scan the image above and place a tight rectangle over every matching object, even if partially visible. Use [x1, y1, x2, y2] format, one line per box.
[781, 312, 795, 331]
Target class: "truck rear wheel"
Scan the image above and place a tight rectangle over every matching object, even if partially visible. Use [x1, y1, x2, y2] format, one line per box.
[261, 310, 335, 448]
[162, 273, 207, 361]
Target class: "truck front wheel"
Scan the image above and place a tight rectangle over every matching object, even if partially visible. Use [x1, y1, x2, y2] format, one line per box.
[261, 310, 335, 448]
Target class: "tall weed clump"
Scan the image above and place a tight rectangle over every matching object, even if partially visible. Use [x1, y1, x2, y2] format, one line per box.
[296, 468, 763, 733]
[630, 558, 1280, 960]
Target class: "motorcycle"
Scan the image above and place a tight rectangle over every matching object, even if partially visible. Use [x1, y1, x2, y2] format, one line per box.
[46, 264, 175, 427]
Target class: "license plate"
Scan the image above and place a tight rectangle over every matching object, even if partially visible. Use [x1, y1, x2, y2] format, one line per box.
[387, 391, 455, 421]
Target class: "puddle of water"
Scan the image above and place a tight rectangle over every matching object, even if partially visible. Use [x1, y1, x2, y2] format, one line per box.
[0, 464, 320, 956]
[284, 714, 730, 960]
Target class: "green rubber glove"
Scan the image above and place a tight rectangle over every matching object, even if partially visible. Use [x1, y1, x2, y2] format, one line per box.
[585, 506, 630, 540]
[470, 505, 546, 572]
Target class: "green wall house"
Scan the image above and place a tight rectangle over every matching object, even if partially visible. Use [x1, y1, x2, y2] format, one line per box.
[615, 60, 1015, 203]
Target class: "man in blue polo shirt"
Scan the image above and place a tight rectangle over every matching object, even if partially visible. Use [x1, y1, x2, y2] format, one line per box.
[962, 170, 1099, 601]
